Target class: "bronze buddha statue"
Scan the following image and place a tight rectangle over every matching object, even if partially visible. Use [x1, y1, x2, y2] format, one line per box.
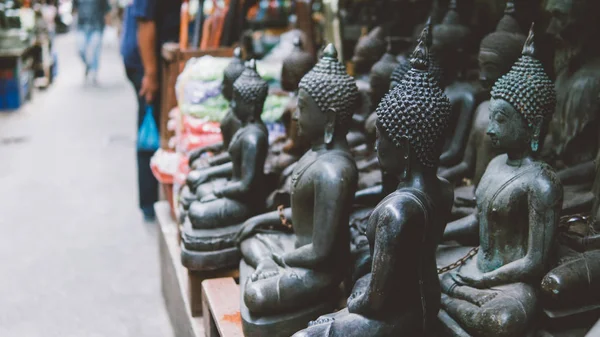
[439, 1, 526, 215]
[431, 0, 481, 169]
[236, 44, 359, 337]
[294, 38, 454, 337]
[180, 60, 270, 271]
[542, 0, 600, 214]
[538, 0, 600, 317]
[438, 26, 563, 337]
[178, 47, 247, 222]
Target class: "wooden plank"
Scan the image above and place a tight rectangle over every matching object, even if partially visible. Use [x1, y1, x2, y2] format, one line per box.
[188, 268, 239, 317]
[156, 201, 205, 337]
[202, 278, 244, 337]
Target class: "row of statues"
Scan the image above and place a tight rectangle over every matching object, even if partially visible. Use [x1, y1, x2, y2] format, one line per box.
[175, 0, 600, 335]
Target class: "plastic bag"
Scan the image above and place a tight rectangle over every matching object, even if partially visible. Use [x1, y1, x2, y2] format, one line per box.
[138, 105, 160, 152]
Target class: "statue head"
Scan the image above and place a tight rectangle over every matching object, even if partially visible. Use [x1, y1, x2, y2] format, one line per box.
[544, 0, 598, 45]
[369, 39, 399, 107]
[222, 47, 245, 101]
[432, 0, 471, 77]
[390, 17, 443, 90]
[478, 1, 526, 90]
[281, 37, 316, 92]
[232, 59, 269, 123]
[489, 24, 556, 155]
[296, 44, 359, 146]
[352, 26, 387, 74]
[375, 38, 452, 177]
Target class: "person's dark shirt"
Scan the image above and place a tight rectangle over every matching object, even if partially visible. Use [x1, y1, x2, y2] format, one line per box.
[73, 0, 111, 31]
[121, 0, 181, 69]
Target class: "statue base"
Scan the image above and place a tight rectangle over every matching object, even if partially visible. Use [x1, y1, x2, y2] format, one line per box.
[180, 219, 242, 271]
[239, 260, 342, 337]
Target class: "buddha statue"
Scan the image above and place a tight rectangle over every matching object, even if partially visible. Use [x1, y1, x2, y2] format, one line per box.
[538, 0, 600, 316]
[352, 26, 387, 75]
[542, 0, 600, 214]
[431, 0, 481, 168]
[188, 47, 245, 169]
[439, 1, 525, 215]
[438, 26, 563, 337]
[294, 38, 454, 337]
[235, 44, 359, 337]
[178, 48, 246, 221]
[180, 60, 270, 271]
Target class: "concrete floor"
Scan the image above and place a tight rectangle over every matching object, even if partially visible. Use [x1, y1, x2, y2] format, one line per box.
[0, 33, 173, 337]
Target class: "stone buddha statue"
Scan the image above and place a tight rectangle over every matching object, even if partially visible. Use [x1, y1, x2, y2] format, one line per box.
[438, 26, 563, 337]
[293, 38, 454, 337]
[439, 1, 526, 214]
[538, 0, 600, 314]
[178, 48, 247, 221]
[180, 60, 270, 271]
[235, 44, 359, 337]
[188, 47, 245, 169]
[431, 0, 481, 168]
[542, 0, 600, 214]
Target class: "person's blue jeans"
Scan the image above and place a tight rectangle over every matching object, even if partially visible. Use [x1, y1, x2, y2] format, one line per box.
[76, 27, 103, 73]
[125, 66, 160, 216]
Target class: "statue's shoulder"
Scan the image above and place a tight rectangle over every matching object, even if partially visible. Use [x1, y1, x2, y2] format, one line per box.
[313, 151, 358, 181]
[241, 124, 268, 144]
[374, 190, 428, 233]
[528, 161, 563, 208]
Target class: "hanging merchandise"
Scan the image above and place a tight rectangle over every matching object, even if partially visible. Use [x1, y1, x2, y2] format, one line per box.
[138, 105, 160, 151]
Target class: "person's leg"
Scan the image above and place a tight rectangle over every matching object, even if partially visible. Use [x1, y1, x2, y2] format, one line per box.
[87, 28, 104, 82]
[76, 28, 88, 72]
[126, 66, 159, 220]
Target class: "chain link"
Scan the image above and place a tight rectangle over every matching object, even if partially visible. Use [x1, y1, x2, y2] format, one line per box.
[437, 247, 479, 274]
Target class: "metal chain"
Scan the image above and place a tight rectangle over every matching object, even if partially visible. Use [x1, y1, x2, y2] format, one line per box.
[437, 247, 479, 274]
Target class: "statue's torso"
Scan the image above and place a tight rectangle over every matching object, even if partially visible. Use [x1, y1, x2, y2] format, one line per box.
[361, 182, 452, 315]
[227, 123, 268, 185]
[290, 149, 355, 253]
[220, 108, 242, 149]
[444, 81, 478, 149]
[475, 156, 544, 273]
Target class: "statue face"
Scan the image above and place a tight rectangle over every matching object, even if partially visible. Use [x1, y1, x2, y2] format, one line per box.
[376, 122, 409, 174]
[545, 0, 579, 43]
[487, 98, 531, 152]
[231, 92, 255, 122]
[295, 89, 327, 142]
[478, 49, 504, 91]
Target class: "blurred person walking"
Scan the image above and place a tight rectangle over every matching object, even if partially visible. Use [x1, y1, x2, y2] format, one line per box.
[73, 0, 111, 83]
[121, 0, 181, 220]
